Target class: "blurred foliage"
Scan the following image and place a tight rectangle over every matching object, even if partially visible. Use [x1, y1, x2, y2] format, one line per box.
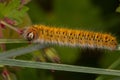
[0, 0, 28, 23]
[0, 0, 120, 80]
[27, 0, 120, 80]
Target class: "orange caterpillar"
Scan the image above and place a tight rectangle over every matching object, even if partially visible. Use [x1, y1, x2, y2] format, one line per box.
[23, 25, 118, 50]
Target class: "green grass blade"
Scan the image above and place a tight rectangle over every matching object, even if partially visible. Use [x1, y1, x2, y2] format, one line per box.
[96, 56, 120, 80]
[0, 44, 46, 59]
[0, 39, 28, 43]
[0, 59, 120, 76]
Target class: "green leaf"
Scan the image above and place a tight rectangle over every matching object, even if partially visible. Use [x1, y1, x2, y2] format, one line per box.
[116, 6, 120, 13]
[0, 44, 46, 59]
[0, 0, 29, 22]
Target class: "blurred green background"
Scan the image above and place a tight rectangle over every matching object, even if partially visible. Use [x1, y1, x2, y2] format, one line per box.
[25, 0, 120, 80]
[1, 0, 120, 80]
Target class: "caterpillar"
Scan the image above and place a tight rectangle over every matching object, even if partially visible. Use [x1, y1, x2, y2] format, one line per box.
[23, 25, 118, 50]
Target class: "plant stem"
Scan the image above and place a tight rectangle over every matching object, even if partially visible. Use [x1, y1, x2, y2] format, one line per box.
[0, 21, 22, 34]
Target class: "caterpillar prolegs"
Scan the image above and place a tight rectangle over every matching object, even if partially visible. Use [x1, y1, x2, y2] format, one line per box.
[23, 25, 118, 50]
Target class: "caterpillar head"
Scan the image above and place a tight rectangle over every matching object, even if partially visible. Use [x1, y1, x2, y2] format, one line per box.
[23, 27, 38, 42]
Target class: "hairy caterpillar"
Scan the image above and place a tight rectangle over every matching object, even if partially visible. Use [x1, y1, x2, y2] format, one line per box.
[23, 25, 118, 50]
